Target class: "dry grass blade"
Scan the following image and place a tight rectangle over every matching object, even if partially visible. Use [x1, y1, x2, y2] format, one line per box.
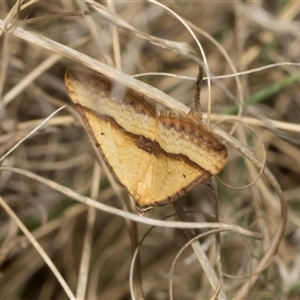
[0, 195, 76, 299]
[0, 166, 261, 238]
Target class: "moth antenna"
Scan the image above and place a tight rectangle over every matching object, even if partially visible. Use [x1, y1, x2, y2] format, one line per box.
[193, 66, 204, 119]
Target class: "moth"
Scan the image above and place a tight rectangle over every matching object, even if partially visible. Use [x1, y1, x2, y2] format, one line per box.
[65, 68, 227, 211]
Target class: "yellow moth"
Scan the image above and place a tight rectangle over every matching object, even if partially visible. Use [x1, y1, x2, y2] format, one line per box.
[65, 69, 227, 211]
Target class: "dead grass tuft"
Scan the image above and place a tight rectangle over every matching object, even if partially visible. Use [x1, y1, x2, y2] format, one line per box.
[0, 1, 299, 299]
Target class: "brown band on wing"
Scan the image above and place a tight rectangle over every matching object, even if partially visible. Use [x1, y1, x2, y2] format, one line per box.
[160, 111, 226, 153]
[159, 111, 227, 175]
[65, 68, 158, 119]
[79, 104, 211, 174]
